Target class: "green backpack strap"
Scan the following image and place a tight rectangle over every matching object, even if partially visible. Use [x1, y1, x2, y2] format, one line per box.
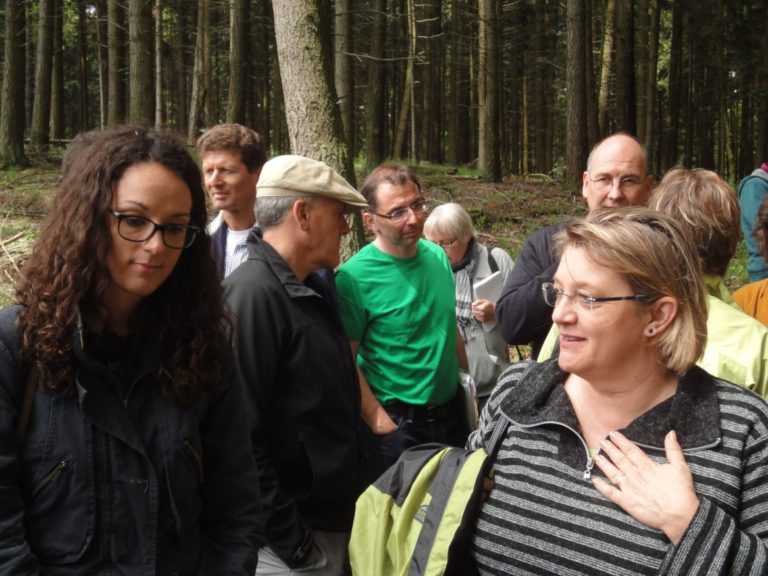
[408, 413, 512, 576]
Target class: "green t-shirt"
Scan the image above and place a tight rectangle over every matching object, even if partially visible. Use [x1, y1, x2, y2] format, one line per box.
[336, 239, 459, 405]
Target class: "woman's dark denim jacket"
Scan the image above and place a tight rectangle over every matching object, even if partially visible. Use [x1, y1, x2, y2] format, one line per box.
[0, 305, 263, 575]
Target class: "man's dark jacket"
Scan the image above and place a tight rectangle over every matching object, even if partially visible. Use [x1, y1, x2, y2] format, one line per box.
[497, 221, 568, 357]
[223, 230, 363, 565]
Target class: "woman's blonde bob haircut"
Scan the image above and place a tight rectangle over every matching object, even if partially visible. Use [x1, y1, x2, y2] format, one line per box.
[423, 202, 475, 243]
[554, 207, 708, 375]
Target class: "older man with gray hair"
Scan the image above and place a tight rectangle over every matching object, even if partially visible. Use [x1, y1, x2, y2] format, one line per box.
[224, 155, 367, 574]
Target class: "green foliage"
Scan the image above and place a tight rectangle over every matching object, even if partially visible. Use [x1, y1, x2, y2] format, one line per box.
[725, 241, 749, 292]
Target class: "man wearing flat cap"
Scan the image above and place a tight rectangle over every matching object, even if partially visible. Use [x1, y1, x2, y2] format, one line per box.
[224, 155, 367, 574]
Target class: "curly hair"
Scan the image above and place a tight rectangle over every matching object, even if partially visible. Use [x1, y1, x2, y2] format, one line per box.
[16, 126, 232, 405]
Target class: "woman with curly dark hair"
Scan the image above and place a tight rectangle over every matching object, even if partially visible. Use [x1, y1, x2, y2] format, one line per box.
[0, 126, 263, 574]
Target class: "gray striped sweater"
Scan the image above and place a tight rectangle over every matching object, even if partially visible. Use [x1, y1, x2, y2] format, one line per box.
[468, 360, 768, 575]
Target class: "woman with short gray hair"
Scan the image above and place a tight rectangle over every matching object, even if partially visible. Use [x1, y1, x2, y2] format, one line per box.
[424, 203, 514, 407]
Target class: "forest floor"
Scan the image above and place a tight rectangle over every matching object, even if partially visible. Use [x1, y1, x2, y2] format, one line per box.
[0, 158, 748, 308]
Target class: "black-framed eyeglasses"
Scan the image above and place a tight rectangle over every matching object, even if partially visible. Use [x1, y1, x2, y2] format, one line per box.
[541, 282, 650, 312]
[587, 174, 643, 193]
[108, 210, 199, 250]
[368, 199, 428, 223]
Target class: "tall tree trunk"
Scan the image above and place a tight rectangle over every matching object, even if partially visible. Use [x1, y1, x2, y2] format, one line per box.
[446, 0, 463, 166]
[76, 0, 89, 131]
[334, 0, 353, 151]
[24, 2, 33, 132]
[30, 0, 54, 151]
[154, 0, 163, 128]
[663, 0, 683, 170]
[478, 0, 500, 181]
[170, 0, 187, 133]
[566, 0, 588, 186]
[584, 0, 599, 146]
[0, 0, 27, 167]
[107, 0, 126, 126]
[272, 0, 362, 256]
[128, 0, 154, 124]
[634, 0, 649, 142]
[393, 0, 415, 160]
[50, 0, 64, 139]
[188, 0, 209, 140]
[95, 0, 108, 129]
[364, 0, 386, 169]
[613, 0, 633, 133]
[597, 0, 615, 136]
[227, 0, 248, 123]
[419, 0, 441, 163]
[506, 0, 522, 174]
[644, 0, 659, 169]
[532, 0, 552, 172]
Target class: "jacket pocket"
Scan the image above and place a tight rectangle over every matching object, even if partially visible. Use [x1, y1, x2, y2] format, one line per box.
[26, 454, 94, 563]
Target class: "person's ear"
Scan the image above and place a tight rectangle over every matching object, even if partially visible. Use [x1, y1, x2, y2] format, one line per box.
[581, 171, 590, 200]
[293, 199, 311, 231]
[362, 211, 376, 231]
[645, 296, 678, 338]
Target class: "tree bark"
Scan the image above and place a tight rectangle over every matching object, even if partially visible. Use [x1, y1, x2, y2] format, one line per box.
[634, 0, 649, 142]
[227, 0, 248, 123]
[128, 0, 154, 124]
[478, 0, 500, 181]
[154, 0, 163, 128]
[50, 0, 64, 139]
[364, 0, 386, 169]
[644, 0, 660, 168]
[272, 0, 362, 257]
[95, 0, 108, 129]
[597, 0, 615, 136]
[188, 0, 210, 140]
[566, 0, 588, 186]
[393, 0, 415, 160]
[0, 0, 27, 167]
[613, 0, 634, 133]
[76, 0, 89, 131]
[30, 0, 54, 151]
[334, 0, 353, 152]
[662, 0, 683, 171]
[107, 0, 126, 126]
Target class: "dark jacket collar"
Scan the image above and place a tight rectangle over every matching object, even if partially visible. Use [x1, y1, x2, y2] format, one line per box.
[501, 359, 721, 452]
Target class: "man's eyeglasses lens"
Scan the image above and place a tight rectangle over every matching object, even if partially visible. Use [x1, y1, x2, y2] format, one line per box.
[589, 175, 642, 192]
[109, 211, 199, 250]
[374, 199, 429, 222]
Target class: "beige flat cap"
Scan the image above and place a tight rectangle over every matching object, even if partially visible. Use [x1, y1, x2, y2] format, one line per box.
[257, 155, 368, 208]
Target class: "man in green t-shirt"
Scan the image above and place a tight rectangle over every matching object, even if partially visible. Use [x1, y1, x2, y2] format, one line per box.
[336, 164, 469, 482]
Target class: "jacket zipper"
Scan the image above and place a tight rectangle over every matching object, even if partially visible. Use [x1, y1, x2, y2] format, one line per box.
[31, 458, 70, 498]
[183, 439, 204, 482]
[509, 418, 595, 479]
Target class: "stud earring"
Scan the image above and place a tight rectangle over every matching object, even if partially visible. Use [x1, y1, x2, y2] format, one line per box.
[646, 327, 655, 335]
